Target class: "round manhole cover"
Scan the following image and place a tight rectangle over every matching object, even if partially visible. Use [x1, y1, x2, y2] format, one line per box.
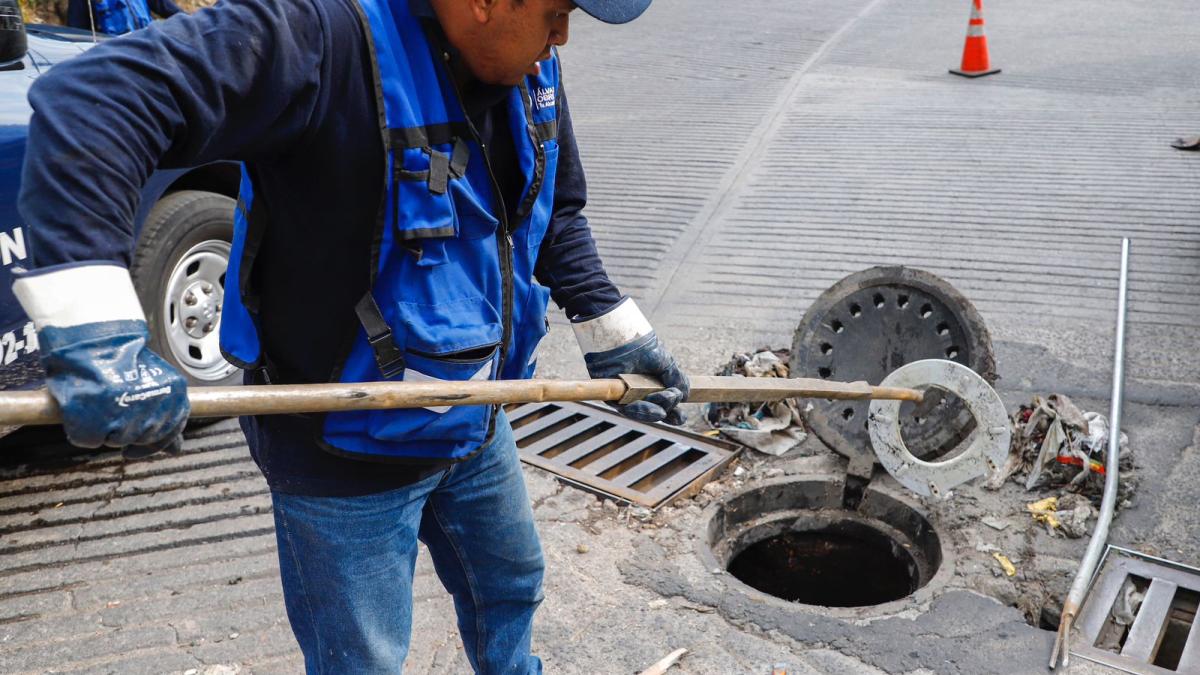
[790, 267, 995, 463]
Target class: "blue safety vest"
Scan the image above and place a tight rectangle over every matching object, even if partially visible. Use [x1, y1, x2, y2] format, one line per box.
[219, 0, 559, 461]
[91, 0, 152, 35]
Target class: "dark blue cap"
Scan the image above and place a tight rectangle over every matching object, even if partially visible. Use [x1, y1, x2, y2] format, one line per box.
[574, 0, 651, 24]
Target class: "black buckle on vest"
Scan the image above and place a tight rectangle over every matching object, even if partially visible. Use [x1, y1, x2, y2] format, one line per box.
[355, 293, 406, 378]
[368, 332, 406, 378]
[422, 139, 468, 196]
[449, 138, 469, 177]
[427, 148, 450, 195]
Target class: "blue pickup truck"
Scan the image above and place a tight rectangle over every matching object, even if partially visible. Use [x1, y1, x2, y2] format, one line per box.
[0, 15, 241, 410]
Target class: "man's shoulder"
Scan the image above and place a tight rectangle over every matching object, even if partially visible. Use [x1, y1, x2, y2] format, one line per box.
[308, 0, 366, 35]
[235, 0, 369, 72]
[304, 0, 371, 71]
[194, 0, 362, 47]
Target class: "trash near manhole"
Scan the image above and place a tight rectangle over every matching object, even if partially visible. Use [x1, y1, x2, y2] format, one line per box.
[702, 477, 949, 611]
[1071, 546, 1200, 673]
[508, 401, 739, 509]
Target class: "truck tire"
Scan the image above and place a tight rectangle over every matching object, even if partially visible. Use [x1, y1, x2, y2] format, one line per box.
[131, 190, 242, 391]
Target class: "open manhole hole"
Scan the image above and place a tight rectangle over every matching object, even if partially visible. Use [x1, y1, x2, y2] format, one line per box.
[702, 477, 950, 611]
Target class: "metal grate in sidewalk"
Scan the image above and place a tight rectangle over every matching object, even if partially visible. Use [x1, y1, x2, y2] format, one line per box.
[1072, 546, 1200, 674]
[507, 401, 739, 509]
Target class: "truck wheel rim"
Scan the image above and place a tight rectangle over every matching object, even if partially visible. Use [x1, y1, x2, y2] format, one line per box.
[162, 240, 237, 382]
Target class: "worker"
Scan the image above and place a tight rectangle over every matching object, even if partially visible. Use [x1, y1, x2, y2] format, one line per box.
[66, 0, 184, 35]
[14, 0, 687, 672]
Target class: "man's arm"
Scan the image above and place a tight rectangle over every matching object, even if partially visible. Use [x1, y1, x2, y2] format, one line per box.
[16, 0, 327, 450]
[533, 90, 623, 319]
[535, 88, 688, 424]
[21, 0, 324, 267]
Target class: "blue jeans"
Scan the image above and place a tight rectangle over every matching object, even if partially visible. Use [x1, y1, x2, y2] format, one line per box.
[270, 413, 544, 674]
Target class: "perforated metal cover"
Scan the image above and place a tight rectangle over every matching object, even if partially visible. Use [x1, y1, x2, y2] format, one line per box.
[791, 266, 995, 467]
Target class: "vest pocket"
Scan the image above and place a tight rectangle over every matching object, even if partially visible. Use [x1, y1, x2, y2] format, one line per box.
[367, 343, 500, 443]
[449, 181, 501, 241]
[391, 293, 503, 357]
[392, 149, 458, 241]
[391, 147, 499, 245]
[503, 283, 552, 380]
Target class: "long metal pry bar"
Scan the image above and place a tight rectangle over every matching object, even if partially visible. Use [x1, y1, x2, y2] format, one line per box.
[1050, 237, 1130, 670]
[0, 374, 923, 427]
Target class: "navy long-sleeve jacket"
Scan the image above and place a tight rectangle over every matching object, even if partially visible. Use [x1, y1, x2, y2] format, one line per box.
[21, 0, 622, 495]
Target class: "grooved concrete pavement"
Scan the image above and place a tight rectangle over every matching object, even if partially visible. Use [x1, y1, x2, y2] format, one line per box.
[563, 0, 1200, 387]
[2, 0, 1198, 672]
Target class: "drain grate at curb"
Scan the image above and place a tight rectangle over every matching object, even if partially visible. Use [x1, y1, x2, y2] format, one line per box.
[507, 401, 739, 509]
[1072, 546, 1200, 674]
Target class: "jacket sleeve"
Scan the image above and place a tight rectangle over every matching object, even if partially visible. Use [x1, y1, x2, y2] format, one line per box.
[534, 88, 624, 320]
[19, 0, 326, 268]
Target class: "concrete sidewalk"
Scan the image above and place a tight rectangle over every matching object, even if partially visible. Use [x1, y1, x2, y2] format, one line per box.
[1, 0, 1198, 672]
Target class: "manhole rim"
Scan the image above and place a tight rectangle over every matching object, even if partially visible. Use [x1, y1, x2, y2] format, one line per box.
[696, 475, 956, 618]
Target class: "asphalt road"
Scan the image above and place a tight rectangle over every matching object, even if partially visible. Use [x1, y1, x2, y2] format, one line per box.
[1, 0, 1198, 673]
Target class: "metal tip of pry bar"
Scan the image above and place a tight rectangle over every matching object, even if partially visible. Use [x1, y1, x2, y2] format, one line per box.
[1048, 615, 1071, 669]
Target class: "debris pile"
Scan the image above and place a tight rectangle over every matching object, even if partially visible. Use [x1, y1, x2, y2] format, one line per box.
[704, 349, 807, 456]
[1026, 494, 1096, 539]
[987, 394, 1136, 536]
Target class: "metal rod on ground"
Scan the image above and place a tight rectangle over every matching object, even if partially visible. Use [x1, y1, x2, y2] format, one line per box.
[0, 374, 924, 427]
[1050, 237, 1130, 670]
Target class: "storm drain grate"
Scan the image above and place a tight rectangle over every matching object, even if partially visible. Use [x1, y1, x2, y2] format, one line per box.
[506, 401, 739, 509]
[1072, 546, 1200, 674]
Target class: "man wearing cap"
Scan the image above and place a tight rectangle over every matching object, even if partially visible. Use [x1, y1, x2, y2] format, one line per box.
[15, 0, 686, 672]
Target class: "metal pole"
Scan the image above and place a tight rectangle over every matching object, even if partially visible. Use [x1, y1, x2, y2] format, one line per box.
[1050, 237, 1130, 670]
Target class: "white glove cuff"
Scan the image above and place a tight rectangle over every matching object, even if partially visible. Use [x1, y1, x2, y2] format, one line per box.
[13, 263, 146, 329]
[571, 297, 653, 354]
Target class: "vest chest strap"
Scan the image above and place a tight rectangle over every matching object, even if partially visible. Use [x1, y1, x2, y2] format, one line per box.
[354, 293, 406, 378]
[393, 138, 470, 196]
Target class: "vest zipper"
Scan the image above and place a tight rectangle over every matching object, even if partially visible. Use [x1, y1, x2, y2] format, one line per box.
[440, 52, 515, 378]
[391, 152, 401, 232]
[514, 84, 547, 223]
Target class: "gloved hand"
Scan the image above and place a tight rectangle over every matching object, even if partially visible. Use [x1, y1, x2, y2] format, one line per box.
[573, 298, 689, 425]
[13, 263, 190, 453]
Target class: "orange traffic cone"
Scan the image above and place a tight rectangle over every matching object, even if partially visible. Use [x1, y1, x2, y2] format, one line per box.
[950, 0, 1000, 78]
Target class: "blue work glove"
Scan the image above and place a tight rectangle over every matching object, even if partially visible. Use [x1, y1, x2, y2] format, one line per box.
[573, 298, 689, 425]
[13, 263, 190, 453]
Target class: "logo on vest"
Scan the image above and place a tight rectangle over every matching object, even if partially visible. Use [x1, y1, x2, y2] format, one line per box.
[534, 86, 556, 110]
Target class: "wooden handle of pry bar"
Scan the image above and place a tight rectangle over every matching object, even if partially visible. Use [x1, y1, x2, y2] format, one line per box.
[0, 379, 626, 427]
[616, 375, 924, 405]
[0, 375, 923, 427]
